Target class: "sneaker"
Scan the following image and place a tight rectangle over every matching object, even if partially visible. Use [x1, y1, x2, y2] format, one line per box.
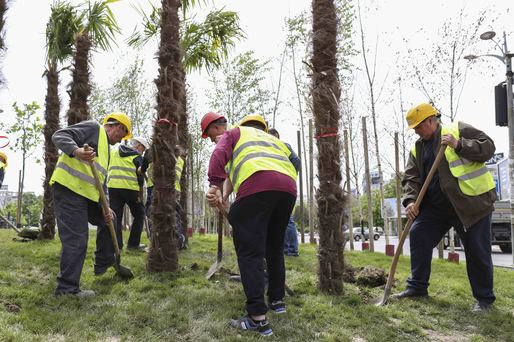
[472, 301, 492, 312]
[270, 300, 286, 314]
[229, 316, 273, 336]
[127, 244, 146, 252]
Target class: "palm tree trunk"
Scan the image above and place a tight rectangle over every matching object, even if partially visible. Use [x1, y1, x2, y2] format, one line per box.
[0, 0, 7, 88]
[312, 0, 345, 295]
[147, 0, 183, 272]
[66, 32, 91, 125]
[178, 75, 189, 242]
[39, 64, 61, 240]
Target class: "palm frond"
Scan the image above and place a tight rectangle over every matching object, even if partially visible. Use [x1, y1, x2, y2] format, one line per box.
[182, 9, 244, 72]
[45, 0, 81, 64]
[126, 1, 160, 48]
[181, 0, 210, 17]
[86, 0, 121, 51]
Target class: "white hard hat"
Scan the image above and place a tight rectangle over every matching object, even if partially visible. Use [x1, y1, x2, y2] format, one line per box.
[132, 136, 150, 150]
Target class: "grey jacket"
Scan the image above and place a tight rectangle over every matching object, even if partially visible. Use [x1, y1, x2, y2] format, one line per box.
[402, 121, 497, 228]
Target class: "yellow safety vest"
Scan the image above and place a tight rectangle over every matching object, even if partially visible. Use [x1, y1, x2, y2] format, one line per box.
[50, 124, 109, 202]
[147, 163, 153, 188]
[175, 157, 184, 191]
[0, 161, 5, 170]
[146, 156, 185, 192]
[225, 126, 297, 193]
[107, 147, 139, 191]
[410, 122, 495, 196]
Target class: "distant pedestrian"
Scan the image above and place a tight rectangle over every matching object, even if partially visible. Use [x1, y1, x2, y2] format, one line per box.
[0, 152, 7, 188]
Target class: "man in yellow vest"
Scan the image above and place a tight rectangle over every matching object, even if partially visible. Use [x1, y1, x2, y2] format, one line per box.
[141, 144, 187, 249]
[107, 136, 148, 251]
[394, 103, 496, 312]
[202, 113, 297, 336]
[50, 112, 132, 297]
[0, 152, 7, 188]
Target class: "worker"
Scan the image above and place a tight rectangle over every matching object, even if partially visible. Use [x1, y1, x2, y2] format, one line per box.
[107, 136, 148, 251]
[203, 112, 297, 336]
[142, 144, 187, 249]
[50, 112, 132, 297]
[268, 128, 301, 257]
[0, 152, 7, 188]
[394, 103, 496, 312]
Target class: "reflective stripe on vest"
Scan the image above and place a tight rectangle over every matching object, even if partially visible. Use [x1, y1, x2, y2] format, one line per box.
[442, 122, 495, 196]
[175, 156, 184, 191]
[147, 162, 154, 188]
[107, 147, 139, 191]
[50, 124, 109, 202]
[225, 126, 297, 193]
[147, 156, 184, 191]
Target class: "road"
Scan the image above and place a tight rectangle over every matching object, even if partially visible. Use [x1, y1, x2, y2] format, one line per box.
[303, 234, 513, 269]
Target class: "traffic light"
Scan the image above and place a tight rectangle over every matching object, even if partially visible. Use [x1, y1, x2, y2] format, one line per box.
[495, 81, 508, 127]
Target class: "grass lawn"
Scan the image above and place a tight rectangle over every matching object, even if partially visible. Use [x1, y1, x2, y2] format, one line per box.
[0, 228, 513, 342]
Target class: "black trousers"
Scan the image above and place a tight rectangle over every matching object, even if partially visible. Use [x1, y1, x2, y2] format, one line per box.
[228, 191, 296, 315]
[53, 183, 115, 294]
[108, 187, 145, 249]
[407, 205, 496, 304]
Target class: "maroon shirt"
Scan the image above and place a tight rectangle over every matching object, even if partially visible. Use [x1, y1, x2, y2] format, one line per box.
[208, 127, 297, 201]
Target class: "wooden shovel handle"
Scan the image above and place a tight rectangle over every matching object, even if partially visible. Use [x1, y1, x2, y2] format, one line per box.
[84, 144, 121, 258]
[384, 145, 447, 290]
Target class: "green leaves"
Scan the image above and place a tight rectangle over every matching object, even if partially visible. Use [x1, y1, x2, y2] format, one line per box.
[182, 10, 244, 72]
[127, 3, 243, 73]
[45, 1, 81, 65]
[84, 0, 121, 51]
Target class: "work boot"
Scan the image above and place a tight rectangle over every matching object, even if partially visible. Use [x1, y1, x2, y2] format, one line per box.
[56, 289, 95, 298]
[472, 301, 491, 312]
[390, 287, 428, 299]
[94, 262, 114, 276]
[229, 316, 273, 337]
[127, 244, 146, 252]
[270, 300, 286, 314]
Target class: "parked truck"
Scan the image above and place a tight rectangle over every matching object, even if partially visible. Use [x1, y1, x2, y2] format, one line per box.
[491, 200, 513, 253]
[442, 200, 512, 253]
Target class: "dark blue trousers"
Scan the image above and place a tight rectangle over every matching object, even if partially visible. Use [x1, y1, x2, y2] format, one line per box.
[407, 206, 495, 304]
[229, 191, 296, 315]
[53, 183, 115, 295]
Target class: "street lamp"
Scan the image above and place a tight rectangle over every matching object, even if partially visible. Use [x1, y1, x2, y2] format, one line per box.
[465, 30, 514, 265]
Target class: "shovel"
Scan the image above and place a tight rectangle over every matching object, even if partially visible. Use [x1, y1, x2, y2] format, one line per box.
[0, 213, 40, 240]
[376, 145, 446, 306]
[84, 144, 134, 279]
[206, 203, 225, 279]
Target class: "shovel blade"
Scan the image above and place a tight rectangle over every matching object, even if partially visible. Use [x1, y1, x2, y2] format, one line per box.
[374, 287, 391, 306]
[113, 260, 134, 279]
[206, 260, 220, 280]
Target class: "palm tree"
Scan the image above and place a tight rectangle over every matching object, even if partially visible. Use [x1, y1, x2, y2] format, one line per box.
[66, 0, 120, 125]
[0, 0, 8, 90]
[39, 1, 81, 240]
[311, 0, 346, 294]
[146, 0, 184, 272]
[128, 2, 242, 247]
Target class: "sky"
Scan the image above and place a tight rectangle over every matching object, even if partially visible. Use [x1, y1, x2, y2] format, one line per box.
[0, 0, 513, 195]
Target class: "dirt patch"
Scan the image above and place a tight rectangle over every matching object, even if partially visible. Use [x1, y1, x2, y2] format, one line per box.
[344, 265, 387, 288]
[3, 301, 21, 313]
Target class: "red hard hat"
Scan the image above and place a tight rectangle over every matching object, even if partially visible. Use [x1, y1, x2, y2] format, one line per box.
[201, 112, 225, 138]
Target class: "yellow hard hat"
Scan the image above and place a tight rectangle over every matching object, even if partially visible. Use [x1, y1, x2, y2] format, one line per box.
[406, 103, 438, 129]
[103, 112, 133, 140]
[239, 114, 268, 132]
[0, 151, 7, 167]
